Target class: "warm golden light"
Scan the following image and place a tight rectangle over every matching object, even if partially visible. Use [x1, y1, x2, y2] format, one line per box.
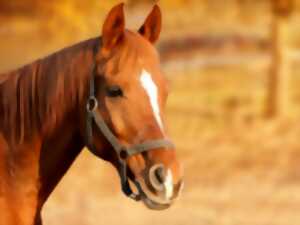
[1, 1, 300, 225]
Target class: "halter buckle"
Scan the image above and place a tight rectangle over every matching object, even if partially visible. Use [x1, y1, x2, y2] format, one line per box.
[86, 96, 98, 112]
[119, 148, 129, 160]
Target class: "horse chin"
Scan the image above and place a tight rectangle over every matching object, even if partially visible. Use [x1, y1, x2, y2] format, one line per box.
[141, 195, 171, 210]
[131, 179, 172, 210]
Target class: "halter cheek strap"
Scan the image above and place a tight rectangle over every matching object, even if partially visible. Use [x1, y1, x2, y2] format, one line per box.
[87, 102, 174, 200]
[85, 44, 174, 201]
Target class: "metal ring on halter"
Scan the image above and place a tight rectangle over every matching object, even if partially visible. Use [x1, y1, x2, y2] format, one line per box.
[119, 148, 129, 161]
[86, 96, 98, 112]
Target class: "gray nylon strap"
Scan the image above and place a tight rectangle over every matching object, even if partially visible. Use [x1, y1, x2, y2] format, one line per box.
[85, 61, 96, 152]
[91, 110, 124, 154]
[127, 139, 175, 156]
[91, 109, 175, 158]
[89, 64, 95, 96]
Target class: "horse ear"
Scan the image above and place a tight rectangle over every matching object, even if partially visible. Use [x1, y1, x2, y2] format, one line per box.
[102, 3, 125, 51]
[138, 5, 162, 43]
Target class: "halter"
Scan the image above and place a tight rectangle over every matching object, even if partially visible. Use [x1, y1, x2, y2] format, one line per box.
[85, 42, 174, 201]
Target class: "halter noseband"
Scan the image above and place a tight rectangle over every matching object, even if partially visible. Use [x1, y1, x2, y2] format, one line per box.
[85, 42, 174, 201]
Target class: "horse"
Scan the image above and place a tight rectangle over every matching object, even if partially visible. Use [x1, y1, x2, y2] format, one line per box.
[0, 3, 183, 225]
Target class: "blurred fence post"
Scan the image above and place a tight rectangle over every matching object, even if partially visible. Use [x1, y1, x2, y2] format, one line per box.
[265, 0, 293, 118]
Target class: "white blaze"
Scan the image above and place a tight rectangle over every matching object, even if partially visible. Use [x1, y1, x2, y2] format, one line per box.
[140, 70, 174, 199]
[140, 69, 164, 131]
[164, 169, 173, 199]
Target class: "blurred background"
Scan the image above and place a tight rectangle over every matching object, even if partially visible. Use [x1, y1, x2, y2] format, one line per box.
[1, 0, 300, 224]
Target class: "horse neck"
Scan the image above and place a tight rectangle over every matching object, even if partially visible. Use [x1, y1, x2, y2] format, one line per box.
[0, 37, 100, 205]
[36, 38, 101, 203]
[0, 37, 99, 143]
[38, 112, 85, 204]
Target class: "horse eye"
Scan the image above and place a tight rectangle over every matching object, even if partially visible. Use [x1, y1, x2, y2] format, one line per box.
[106, 85, 123, 98]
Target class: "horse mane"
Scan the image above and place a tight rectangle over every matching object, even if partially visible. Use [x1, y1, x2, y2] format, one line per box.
[0, 37, 100, 145]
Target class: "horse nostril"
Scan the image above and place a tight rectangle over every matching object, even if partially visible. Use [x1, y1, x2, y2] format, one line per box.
[149, 164, 166, 191]
[154, 166, 165, 184]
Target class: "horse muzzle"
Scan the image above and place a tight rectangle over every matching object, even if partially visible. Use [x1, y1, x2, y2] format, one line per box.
[133, 163, 184, 210]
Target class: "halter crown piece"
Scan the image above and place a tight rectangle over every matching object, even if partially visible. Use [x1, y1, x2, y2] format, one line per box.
[85, 40, 174, 201]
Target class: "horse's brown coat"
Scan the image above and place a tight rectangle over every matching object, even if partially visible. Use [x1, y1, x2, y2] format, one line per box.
[0, 4, 183, 225]
[0, 37, 97, 225]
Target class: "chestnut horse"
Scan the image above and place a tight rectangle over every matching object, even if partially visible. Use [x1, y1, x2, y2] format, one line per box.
[0, 3, 183, 225]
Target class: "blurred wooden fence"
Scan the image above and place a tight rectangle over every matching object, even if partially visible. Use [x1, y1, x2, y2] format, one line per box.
[265, 0, 293, 118]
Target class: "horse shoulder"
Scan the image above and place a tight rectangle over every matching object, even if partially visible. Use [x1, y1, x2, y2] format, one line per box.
[0, 132, 17, 225]
[0, 133, 41, 225]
